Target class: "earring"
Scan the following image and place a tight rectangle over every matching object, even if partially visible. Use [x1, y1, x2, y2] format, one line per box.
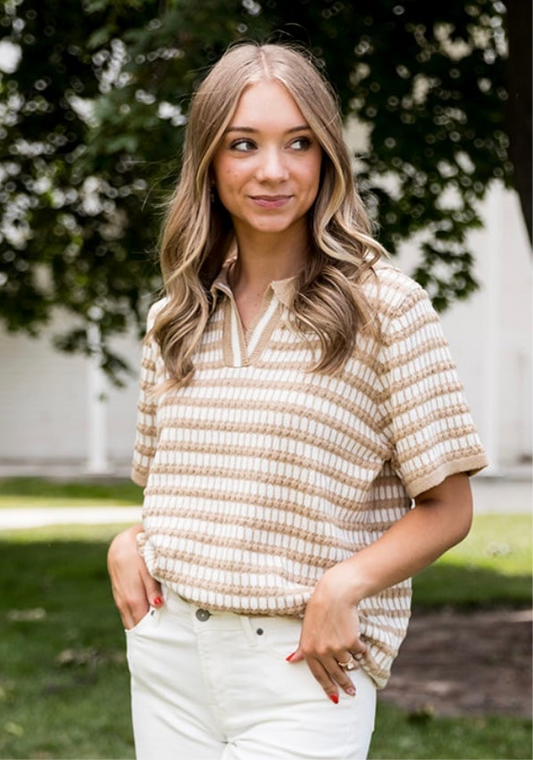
[209, 183, 215, 203]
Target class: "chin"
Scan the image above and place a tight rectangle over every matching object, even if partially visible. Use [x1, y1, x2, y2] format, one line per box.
[249, 218, 298, 234]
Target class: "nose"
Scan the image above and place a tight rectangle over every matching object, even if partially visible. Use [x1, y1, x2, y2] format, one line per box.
[256, 147, 289, 183]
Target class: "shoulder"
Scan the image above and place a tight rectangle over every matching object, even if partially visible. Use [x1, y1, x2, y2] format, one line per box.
[146, 296, 168, 330]
[359, 260, 431, 322]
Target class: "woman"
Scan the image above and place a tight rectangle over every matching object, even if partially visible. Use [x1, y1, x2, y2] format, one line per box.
[108, 43, 487, 760]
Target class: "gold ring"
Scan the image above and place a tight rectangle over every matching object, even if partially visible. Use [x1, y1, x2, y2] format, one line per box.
[337, 658, 356, 671]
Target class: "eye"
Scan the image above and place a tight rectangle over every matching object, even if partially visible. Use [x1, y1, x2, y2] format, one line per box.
[230, 138, 256, 152]
[290, 136, 312, 151]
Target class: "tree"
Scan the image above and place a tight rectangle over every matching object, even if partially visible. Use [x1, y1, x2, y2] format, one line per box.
[0, 0, 527, 382]
[504, 0, 532, 239]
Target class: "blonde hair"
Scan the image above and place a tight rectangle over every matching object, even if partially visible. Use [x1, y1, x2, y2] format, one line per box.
[151, 42, 385, 385]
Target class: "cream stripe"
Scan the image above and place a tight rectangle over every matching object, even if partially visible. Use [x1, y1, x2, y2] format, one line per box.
[147, 464, 370, 504]
[246, 294, 279, 356]
[150, 533, 347, 572]
[143, 502, 379, 540]
[155, 439, 381, 487]
[143, 486, 408, 531]
[230, 303, 243, 366]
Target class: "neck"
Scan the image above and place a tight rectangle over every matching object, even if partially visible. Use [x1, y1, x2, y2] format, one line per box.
[231, 225, 310, 295]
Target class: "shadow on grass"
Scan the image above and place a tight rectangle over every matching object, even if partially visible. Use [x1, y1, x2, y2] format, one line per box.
[413, 561, 532, 609]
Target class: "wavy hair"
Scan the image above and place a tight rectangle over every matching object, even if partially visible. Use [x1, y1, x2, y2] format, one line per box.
[150, 42, 385, 386]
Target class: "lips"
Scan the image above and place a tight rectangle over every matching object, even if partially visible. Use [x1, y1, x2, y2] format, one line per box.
[250, 195, 292, 209]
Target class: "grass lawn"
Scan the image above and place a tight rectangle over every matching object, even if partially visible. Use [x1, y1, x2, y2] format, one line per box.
[0, 525, 134, 759]
[0, 477, 143, 509]
[0, 486, 531, 758]
[370, 703, 531, 759]
[414, 512, 532, 608]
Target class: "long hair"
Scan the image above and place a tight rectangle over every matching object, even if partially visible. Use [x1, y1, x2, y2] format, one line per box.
[150, 42, 385, 386]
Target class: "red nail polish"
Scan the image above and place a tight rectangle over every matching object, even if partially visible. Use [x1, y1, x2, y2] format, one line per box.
[328, 694, 339, 704]
[152, 596, 163, 606]
[285, 652, 296, 662]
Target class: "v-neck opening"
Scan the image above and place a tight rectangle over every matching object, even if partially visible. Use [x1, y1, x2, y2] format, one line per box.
[211, 257, 298, 368]
[222, 288, 282, 367]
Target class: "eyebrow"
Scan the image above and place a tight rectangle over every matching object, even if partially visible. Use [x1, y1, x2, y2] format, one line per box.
[225, 125, 312, 134]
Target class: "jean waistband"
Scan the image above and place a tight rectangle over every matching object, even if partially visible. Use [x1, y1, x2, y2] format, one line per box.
[161, 585, 302, 634]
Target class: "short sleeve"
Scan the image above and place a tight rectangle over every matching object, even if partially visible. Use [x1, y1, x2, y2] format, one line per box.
[130, 303, 162, 487]
[377, 285, 488, 498]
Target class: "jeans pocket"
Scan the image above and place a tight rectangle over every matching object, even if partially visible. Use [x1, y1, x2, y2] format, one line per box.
[125, 606, 158, 636]
[252, 615, 302, 660]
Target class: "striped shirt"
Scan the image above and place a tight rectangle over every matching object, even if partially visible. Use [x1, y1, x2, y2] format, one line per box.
[131, 258, 487, 688]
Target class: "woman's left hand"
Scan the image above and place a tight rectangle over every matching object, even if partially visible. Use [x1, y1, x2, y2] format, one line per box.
[286, 562, 367, 704]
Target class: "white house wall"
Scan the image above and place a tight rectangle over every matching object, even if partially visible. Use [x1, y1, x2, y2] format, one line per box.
[0, 311, 139, 468]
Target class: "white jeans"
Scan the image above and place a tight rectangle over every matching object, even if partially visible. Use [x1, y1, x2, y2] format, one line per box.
[126, 588, 376, 760]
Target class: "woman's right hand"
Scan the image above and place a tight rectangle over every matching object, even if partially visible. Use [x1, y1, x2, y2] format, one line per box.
[107, 523, 163, 630]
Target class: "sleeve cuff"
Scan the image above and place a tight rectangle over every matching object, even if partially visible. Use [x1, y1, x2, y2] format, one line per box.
[405, 453, 489, 499]
[131, 466, 148, 487]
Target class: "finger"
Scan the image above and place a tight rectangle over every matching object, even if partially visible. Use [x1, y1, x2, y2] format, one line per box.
[141, 570, 163, 607]
[110, 581, 136, 630]
[121, 595, 151, 630]
[285, 648, 305, 663]
[305, 657, 340, 704]
[122, 610, 136, 631]
[330, 658, 358, 696]
[350, 642, 368, 661]
[110, 573, 151, 629]
[126, 571, 153, 625]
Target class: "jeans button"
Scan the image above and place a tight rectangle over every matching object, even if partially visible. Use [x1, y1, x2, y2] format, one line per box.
[196, 608, 211, 622]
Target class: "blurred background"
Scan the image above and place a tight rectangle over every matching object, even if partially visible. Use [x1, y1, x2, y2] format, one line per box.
[0, 2, 531, 759]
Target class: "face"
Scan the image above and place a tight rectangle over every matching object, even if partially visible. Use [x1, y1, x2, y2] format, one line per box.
[211, 80, 322, 241]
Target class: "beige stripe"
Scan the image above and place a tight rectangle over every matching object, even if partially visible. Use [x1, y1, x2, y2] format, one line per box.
[148, 531, 350, 569]
[155, 440, 382, 489]
[141, 356, 157, 371]
[134, 441, 156, 458]
[161, 418, 372, 468]
[381, 336, 451, 371]
[143, 503, 376, 539]
[158, 574, 308, 616]
[158, 400, 389, 460]
[359, 633, 400, 659]
[359, 607, 412, 623]
[395, 433, 483, 464]
[160, 375, 383, 432]
[381, 310, 440, 347]
[377, 373, 464, 406]
[151, 555, 326, 589]
[384, 408, 479, 440]
[147, 463, 375, 504]
[143, 488, 407, 531]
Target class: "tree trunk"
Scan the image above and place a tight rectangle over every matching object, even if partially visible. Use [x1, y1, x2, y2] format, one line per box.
[505, 0, 532, 244]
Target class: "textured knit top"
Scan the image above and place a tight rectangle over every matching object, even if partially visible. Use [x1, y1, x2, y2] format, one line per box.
[131, 258, 487, 688]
